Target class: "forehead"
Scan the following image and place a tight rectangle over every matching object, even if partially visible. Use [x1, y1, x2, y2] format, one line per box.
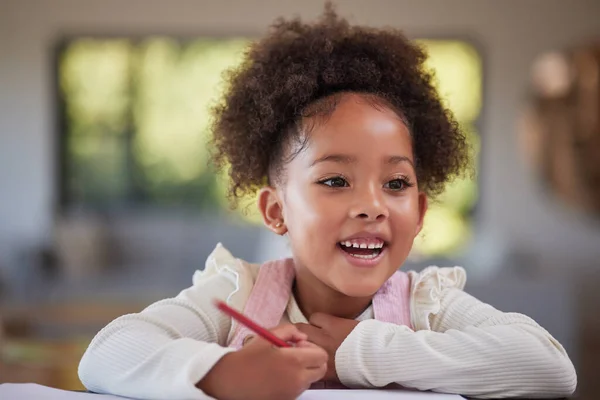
[298, 94, 413, 160]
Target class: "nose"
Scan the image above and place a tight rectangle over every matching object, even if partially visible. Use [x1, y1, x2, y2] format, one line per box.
[349, 184, 389, 222]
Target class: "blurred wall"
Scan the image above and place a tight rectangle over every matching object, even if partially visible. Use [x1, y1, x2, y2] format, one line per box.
[0, 0, 600, 280]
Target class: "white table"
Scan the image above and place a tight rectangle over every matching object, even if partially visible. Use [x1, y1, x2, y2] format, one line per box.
[0, 383, 463, 399]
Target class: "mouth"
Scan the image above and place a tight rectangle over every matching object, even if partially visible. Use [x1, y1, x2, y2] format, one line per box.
[337, 237, 387, 266]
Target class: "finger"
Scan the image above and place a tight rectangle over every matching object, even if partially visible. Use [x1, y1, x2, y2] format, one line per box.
[280, 347, 328, 369]
[294, 340, 319, 348]
[288, 346, 329, 368]
[303, 362, 328, 383]
[270, 324, 308, 343]
[295, 323, 309, 334]
[295, 322, 322, 337]
[296, 323, 329, 349]
[309, 312, 333, 329]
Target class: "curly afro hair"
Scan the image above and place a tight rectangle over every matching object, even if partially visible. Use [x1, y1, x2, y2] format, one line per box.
[211, 3, 470, 207]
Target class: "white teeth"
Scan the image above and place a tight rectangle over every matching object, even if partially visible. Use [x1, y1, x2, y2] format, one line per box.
[339, 241, 385, 248]
[349, 253, 379, 259]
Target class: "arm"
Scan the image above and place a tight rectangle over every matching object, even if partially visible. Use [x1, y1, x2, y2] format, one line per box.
[335, 268, 577, 399]
[78, 245, 252, 400]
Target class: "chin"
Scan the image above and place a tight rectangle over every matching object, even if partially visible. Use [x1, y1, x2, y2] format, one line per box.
[333, 278, 384, 298]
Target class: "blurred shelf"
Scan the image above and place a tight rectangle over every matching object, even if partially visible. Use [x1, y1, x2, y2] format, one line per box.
[0, 338, 88, 390]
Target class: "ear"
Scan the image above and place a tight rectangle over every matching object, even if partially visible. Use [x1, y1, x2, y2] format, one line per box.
[257, 186, 287, 235]
[415, 192, 428, 236]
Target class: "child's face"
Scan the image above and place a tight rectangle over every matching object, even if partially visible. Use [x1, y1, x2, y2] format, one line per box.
[261, 93, 427, 298]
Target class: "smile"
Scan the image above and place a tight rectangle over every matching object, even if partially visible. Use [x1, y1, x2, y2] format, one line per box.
[337, 237, 387, 266]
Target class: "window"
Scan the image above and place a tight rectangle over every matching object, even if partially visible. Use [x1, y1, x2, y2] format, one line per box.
[411, 40, 482, 258]
[57, 37, 481, 256]
[57, 38, 249, 212]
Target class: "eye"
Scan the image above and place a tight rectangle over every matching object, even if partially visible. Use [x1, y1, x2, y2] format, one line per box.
[384, 178, 412, 191]
[319, 177, 349, 188]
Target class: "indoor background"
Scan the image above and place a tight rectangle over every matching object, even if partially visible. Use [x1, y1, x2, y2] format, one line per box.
[0, 0, 599, 398]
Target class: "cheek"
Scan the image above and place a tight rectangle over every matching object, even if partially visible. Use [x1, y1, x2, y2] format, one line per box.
[389, 196, 422, 236]
[288, 183, 340, 221]
[285, 189, 341, 244]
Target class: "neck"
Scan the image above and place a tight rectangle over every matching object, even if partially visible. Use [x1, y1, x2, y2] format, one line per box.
[293, 268, 373, 320]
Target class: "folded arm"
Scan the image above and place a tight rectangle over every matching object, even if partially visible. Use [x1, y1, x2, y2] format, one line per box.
[335, 268, 577, 398]
[78, 246, 249, 400]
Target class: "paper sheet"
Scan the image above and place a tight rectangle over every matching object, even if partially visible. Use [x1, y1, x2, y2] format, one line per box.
[298, 389, 463, 399]
[0, 383, 464, 399]
[0, 384, 121, 399]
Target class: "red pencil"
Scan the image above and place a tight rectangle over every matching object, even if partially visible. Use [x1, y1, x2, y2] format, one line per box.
[214, 300, 291, 348]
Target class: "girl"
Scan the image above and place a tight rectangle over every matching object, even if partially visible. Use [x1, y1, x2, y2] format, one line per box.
[78, 5, 576, 400]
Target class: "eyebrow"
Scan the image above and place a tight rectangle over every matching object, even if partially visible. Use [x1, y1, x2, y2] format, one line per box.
[386, 155, 415, 168]
[310, 154, 414, 168]
[310, 154, 356, 167]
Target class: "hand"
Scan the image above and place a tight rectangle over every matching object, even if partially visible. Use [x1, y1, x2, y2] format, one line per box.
[197, 324, 328, 400]
[296, 313, 360, 382]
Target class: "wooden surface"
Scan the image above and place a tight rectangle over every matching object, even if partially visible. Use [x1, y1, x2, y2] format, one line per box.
[0, 302, 145, 391]
[0, 339, 87, 390]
